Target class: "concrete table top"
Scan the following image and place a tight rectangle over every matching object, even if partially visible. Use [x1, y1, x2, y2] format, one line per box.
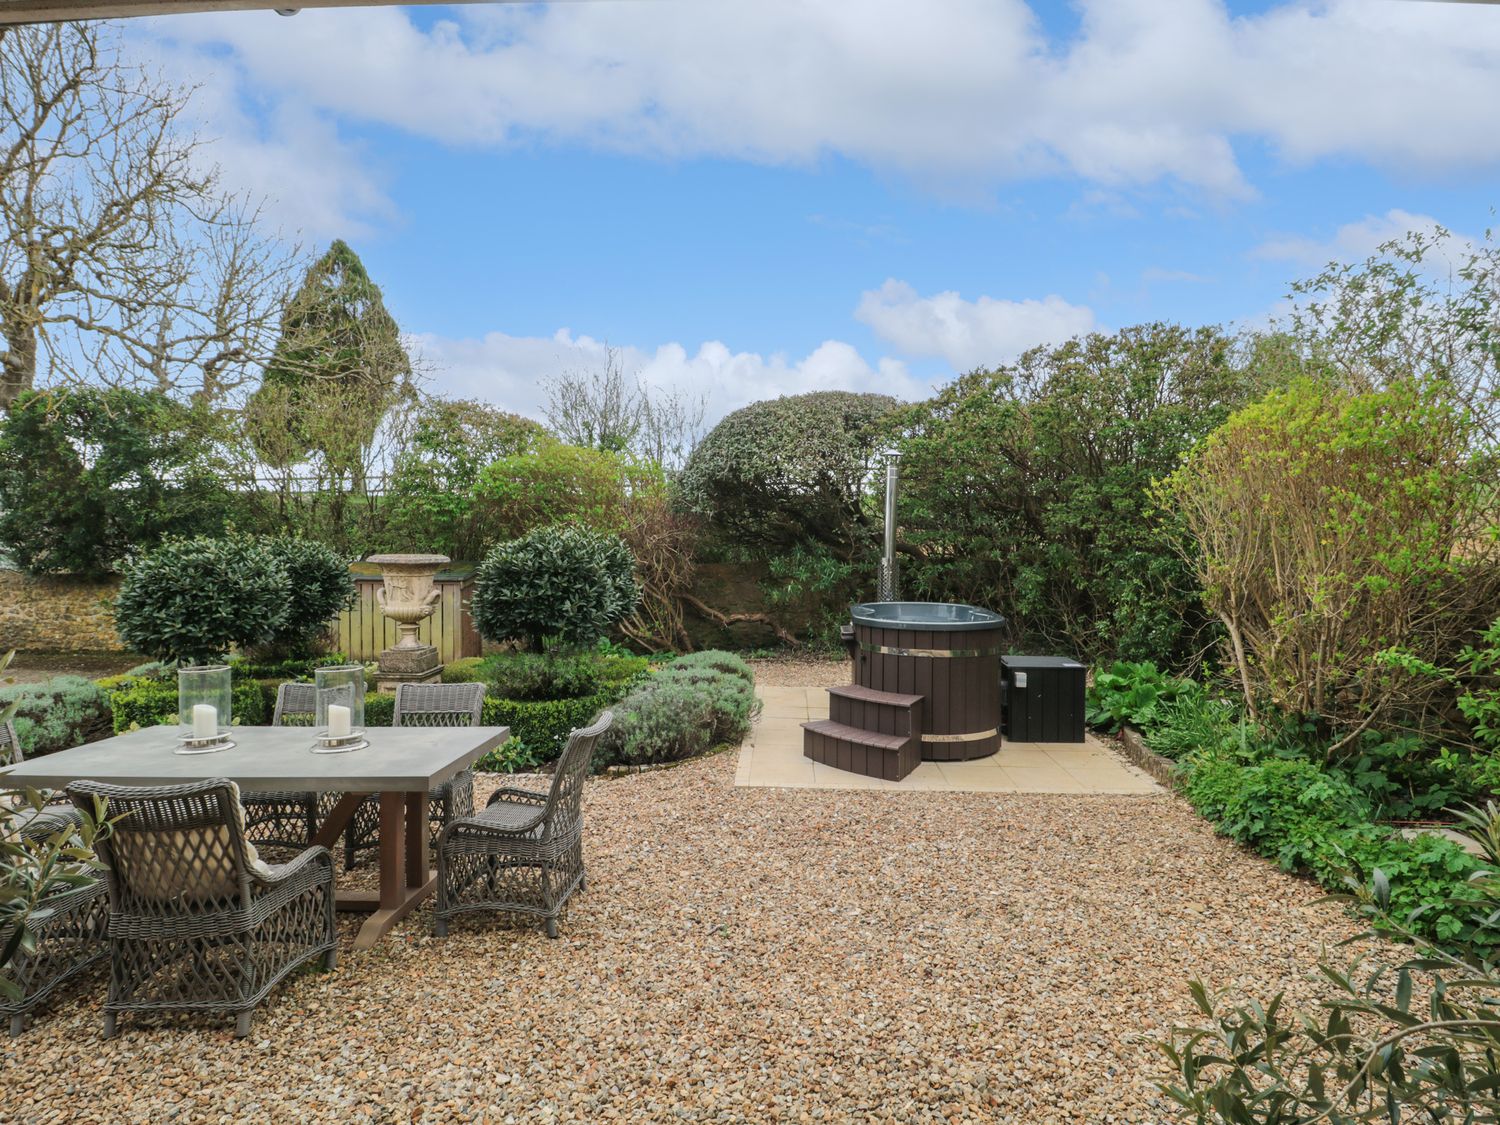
[0, 724, 512, 793]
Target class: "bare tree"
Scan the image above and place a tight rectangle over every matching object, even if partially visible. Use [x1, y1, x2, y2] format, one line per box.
[542, 346, 707, 468]
[0, 22, 297, 410]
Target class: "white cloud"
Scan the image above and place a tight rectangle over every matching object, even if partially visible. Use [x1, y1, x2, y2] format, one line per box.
[413, 328, 926, 427]
[136, 0, 1500, 209]
[1252, 209, 1479, 271]
[854, 280, 1096, 371]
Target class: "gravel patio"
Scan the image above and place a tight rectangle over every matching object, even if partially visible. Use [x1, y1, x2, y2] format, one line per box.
[1, 663, 1360, 1123]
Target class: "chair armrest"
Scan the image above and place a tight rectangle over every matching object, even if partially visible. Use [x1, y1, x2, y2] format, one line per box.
[255, 844, 334, 888]
[486, 786, 547, 808]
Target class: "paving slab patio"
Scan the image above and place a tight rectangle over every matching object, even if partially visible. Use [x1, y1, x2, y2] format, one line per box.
[736, 683, 1162, 793]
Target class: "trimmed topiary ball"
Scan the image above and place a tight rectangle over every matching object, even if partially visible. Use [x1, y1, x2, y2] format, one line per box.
[113, 537, 289, 665]
[252, 537, 355, 660]
[471, 525, 640, 651]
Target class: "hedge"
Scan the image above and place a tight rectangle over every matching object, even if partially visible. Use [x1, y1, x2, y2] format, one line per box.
[362, 690, 611, 767]
[109, 679, 269, 733]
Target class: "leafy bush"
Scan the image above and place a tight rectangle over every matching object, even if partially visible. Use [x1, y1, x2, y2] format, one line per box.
[680, 390, 899, 553]
[1085, 660, 1203, 731]
[113, 537, 289, 664]
[476, 652, 605, 702]
[0, 676, 110, 758]
[1141, 694, 1243, 762]
[1160, 804, 1500, 1123]
[669, 650, 754, 686]
[439, 658, 487, 685]
[0, 387, 228, 578]
[362, 690, 612, 766]
[894, 325, 1260, 669]
[1160, 375, 1498, 754]
[383, 398, 545, 559]
[473, 440, 663, 542]
[108, 678, 268, 732]
[471, 525, 641, 651]
[249, 538, 354, 661]
[228, 653, 353, 683]
[600, 666, 758, 767]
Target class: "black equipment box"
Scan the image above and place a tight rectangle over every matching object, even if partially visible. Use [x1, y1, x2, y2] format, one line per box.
[1001, 656, 1086, 743]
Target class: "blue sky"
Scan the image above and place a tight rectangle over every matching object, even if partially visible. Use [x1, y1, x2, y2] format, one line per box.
[132, 0, 1500, 424]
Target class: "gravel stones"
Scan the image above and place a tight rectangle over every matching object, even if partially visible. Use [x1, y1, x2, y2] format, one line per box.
[3, 716, 1359, 1122]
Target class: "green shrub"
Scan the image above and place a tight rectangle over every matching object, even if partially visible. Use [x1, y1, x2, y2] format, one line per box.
[362, 690, 611, 766]
[1159, 375, 1496, 751]
[228, 653, 353, 682]
[680, 390, 899, 552]
[249, 538, 354, 661]
[113, 537, 289, 664]
[669, 649, 754, 686]
[894, 325, 1258, 669]
[1141, 694, 1242, 762]
[0, 387, 229, 578]
[478, 652, 604, 702]
[601, 666, 758, 767]
[473, 440, 661, 541]
[0, 676, 110, 757]
[1086, 660, 1203, 731]
[471, 525, 640, 651]
[440, 657, 487, 684]
[108, 679, 268, 732]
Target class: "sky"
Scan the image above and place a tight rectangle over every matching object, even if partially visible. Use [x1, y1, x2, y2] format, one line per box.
[127, 0, 1500, 427]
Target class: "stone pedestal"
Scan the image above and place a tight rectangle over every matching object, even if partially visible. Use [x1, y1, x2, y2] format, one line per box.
[366, 553, 450, 693]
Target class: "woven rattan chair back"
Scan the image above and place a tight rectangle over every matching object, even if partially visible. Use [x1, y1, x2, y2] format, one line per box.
[271, 682, 319, 727]
[69, 778, 258, 911]
[0, 719, 22, 767]
[539, 710, 613, 841]
[392, 682, 484, 728]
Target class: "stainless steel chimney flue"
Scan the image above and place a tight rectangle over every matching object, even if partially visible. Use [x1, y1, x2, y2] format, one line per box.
[878, 449, 901, 601]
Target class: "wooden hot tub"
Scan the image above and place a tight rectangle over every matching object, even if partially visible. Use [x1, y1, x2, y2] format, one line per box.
[851, 601, 1006, 761]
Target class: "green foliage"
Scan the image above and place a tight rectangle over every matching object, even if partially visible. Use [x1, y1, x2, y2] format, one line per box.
[0, 388, 228, 577]
[1085, 660, 1203, 731]
[471, 525, 641, 651]
[1160, 805, 1500, 1124]
[439, 658, 487, 685]
[383, 398, 545, 558]
[1160, 374, 1497, 751]
[250, 538, 355, 661]
[227, 652, 352, 683]
[680, 390, 899, 555]
[473, 439, 664, 543]
[1, 791, 112, 1000]
[245, 240, 412, 479]
[600, 664, 758, 767]
[0, 676, 109, 758]
[112, 537, 289, 665]
[107, 678, 268, 733]
[362, 689, 614, 766]
[669, 650, 754, 685]
[762, 544, 863, 644]
[895, 325, 1258, 669]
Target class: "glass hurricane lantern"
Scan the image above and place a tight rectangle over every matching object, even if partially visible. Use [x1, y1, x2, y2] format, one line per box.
[176, 664, 233, 754]
[312, 663, 367, 753]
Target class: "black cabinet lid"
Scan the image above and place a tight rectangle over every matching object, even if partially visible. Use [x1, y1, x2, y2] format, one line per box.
[1002, 656, 1085, 670]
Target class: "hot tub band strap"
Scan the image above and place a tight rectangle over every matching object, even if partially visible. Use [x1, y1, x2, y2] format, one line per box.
[859, 643, 1005, 659]
[920, 728, 999, 743]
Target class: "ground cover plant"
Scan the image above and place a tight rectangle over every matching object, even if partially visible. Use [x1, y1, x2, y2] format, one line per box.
[596, 650, 758, 768]
[1160, 804, 1500, 1124]
[0, 676, 110, 758]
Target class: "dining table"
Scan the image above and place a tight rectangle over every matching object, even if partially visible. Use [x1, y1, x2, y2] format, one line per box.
[0, 722, 511, 950]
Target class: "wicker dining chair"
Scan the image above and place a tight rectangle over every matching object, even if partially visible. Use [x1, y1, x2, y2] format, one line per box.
[434, 711, 612, 939]
[1, 728, 108, 1037]
[68, 777, 337, 1038]
[241, 683, 329, 850]
[344, 681, 486, 868]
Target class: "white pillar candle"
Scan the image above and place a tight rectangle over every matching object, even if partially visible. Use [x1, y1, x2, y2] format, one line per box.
[327, 703, 352, 739]
[192, 703, 218, 740]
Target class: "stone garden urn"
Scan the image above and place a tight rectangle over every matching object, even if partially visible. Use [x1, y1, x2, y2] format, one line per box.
[367, 553, 449, 691]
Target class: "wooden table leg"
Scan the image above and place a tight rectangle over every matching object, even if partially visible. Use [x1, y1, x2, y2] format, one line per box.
[345, 790, 439, 951]
[310, 792, 365, 851]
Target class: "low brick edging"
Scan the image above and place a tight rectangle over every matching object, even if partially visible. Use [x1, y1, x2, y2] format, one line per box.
[1115, 726, 1180, 788]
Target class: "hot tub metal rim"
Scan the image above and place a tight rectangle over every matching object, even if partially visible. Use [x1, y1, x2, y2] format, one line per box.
[850, 600, 1008, 634]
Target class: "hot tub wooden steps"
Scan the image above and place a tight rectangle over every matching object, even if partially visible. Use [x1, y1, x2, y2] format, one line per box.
[803, 684, 924, 781]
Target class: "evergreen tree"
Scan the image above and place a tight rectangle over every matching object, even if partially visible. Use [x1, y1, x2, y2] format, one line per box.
[247, 240, 411, 485]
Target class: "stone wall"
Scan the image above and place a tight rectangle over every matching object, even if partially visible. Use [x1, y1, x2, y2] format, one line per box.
[0, 569, 125, 653]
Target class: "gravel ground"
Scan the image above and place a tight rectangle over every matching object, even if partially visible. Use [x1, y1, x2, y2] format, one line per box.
[747, 654, 849, 688]
[2, 742, 1361, 1122]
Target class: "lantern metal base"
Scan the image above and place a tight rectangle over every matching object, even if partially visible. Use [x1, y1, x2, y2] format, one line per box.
[312, 731, 368, 755]
[175, 731, 234, 755]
